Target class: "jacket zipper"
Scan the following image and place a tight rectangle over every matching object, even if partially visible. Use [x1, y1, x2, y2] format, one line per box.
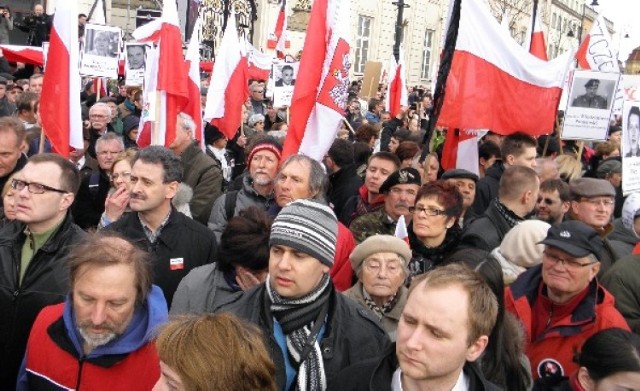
[545, 305, 553, 328]
[75, 357, 85, 390]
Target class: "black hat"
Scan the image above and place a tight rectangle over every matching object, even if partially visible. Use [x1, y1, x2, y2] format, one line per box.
[539, 220, 605, 259]
[585, 79, 599, 88]
[122, 115, 139, 134]
[204, 123, 225, 145]
[441, 168, 479, 183]
[379, 167, 422, 194]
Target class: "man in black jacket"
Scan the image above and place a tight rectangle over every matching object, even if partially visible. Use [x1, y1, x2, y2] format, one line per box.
[215, 199, 390, 390]
[105, 146, 216, 306]
[0, 153, 85, 389]
[325, 138, 363, 218]
[330, 263, 500, 391]
[472, 132, 537, 215]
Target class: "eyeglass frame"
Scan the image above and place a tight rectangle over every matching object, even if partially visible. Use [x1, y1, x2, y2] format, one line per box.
[11, 178, 69, 195]
[542, 250, 599, 269]
[409, 205, 448, 217]
[109, 172, 132, 181]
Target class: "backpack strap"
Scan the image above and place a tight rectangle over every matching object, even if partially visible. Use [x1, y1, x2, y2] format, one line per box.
[224, 190, 239, 219]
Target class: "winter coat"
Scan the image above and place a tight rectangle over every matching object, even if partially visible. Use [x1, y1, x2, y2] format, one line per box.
[472, 160, 505, 215]
[328, 164, 363, 220]
[0, 14, 13, 44]
[460, 200, 515, 252]
[601, 254, 640, 334]
[106, 209, 216, 306]
[71, 168, 110, 230]
[0, 214, 86, 389]
[328, 343, 501, 391]
[607, 217, 639, 258]
[407, 223, 461, 279]
[16, 286, 168, 390]
[180, 141, 223, 225]
[214, 283, 390, 390]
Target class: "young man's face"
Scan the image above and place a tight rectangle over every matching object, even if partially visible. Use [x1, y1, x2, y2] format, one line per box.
[127, 46, 145, 69]
[268, 245, 329, 299]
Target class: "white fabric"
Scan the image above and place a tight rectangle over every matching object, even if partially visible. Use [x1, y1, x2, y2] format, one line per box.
[391, 367, 403, 391]
[391, 367, 469, 391]
[207, 145, 231, 182]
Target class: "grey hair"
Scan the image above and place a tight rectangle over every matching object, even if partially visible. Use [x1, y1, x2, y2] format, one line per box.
[586, 253, 599, 264]
[278, 154, 328, 203]
[248, 114, 265, 127]
[132, 146, 183, 183]
[178, 112, 196, 133]
[95, 132, 124, 152]
[90, 102, 112, 120]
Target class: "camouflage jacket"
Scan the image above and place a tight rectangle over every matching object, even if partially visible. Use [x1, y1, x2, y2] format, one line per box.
[350, 208, 397, 244]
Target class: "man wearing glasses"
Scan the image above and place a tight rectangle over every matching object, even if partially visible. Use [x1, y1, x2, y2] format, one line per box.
[505, 220, 629, 387]
[569, 177, 620, 275]
[0, 153, 85, 389]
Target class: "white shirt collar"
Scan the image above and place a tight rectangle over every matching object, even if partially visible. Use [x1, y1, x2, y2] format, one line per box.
[392, 367, 469, 391]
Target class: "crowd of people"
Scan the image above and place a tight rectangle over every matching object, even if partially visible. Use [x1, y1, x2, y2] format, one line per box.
[0, 4, 639, 391]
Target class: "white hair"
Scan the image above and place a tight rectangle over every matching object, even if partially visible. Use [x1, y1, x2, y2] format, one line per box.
[90, 102, 113, 120]
[178, 112, 196, 133]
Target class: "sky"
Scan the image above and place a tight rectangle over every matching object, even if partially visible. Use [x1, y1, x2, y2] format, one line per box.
[596, 0, 640, 61]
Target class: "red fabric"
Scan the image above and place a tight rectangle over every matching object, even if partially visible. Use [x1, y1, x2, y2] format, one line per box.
[388, 65, 403, 118]
[505, 280, 630, 381]
[40, 22, 71, 157]
[247, 62, 271, 82]
[0, 45, 43, 66]
[24, 304, 160, 390]
[200, 61, 213, 72]
[531, 284, 589, 341]
[529, 31, 548, 61]
[210, 56, 249, 140]
[281, 0, 329, 160]
[576, 35, 591, 70]
[437, 51, 563, 136]
[92, 77, 108, 99]
[331, 222, 355, 292]
[633, 243, 640, 255]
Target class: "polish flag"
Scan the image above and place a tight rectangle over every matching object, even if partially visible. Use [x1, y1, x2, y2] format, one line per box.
[136, 47, 158, 147]
[576, 14, 620, 73]
[441, 129, 480, 173]
[184, 18, 203, 148]
[281, 0, 351, 161]
[385, 48, 408, 118]
[529, 14, 547, 61]
[0, 45, 43, 66]
[39, 1, 82, 158]
[267, 0, 290, 58]
[394, 215, 410, 247]
[203, 13, 249, 140]
[436, 0, 573, 136]
[133, 0, 189, 147]
[245, 40, 274, 81]
[92, 77, 109, 99]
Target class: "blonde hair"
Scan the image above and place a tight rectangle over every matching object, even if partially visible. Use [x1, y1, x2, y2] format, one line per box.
[155, 313, 276, 391]
[555, 154, 583, 182]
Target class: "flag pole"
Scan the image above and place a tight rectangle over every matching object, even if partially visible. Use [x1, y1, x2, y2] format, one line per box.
[342, 117, 355, 136]
[38, 128, 46, 154]
[95, 78, 101, 101]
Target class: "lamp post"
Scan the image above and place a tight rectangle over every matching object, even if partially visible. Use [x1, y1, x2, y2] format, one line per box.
[577, 0, 600, 43]
[392, 0, 410, 62]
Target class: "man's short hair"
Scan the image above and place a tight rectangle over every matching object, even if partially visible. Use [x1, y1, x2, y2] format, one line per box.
[16, 91, 38, 114]
[0, 116, 26, 146]
[281, 65, 293, 74]
[539, 178, 571, 202]
[499, 165, 538, 201]
[367, 151, 401, 169]
[395, 141, 420, 162]
[408, 263, 498, 345]
[95, 132, 124, 152]
[68, 232, 152, 305]
[479, 140, 501, 160]
[368, 98, 381, 112]
[29, 74, 43, 83]
[327, 138, 354, 167]
[629, 106, 640, 123]
[354, 124, 379, 144]
[177, 112, 196, 133]
[501, 132, 537, 159]
[132, 146, 183, 183]
[78, 13, 87, 18]
[89, 102, 112, 119]
[279, 155, 328, 203]
[28, 153, 81, 195]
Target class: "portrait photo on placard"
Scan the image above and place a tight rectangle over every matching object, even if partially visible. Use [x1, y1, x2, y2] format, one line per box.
[623, 103, 640, 158]
[570, 77, 616, 111]
[81, 24, 121, 78]
[124, 43, 149, 86]
[275, 63, 297, 87]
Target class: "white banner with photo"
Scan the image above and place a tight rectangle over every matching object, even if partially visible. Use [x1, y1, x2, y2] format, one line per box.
[561, 70, 620, 141]
[272, 62, 299, 107]
[80, 24, 121, 78]
[124, 42, 149, 86]
[622, 100, 640, 195]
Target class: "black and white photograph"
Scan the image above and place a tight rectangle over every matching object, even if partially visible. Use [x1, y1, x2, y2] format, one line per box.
[80, 24, 121, 78]
[622, 100, 640, 195]
[272, 61, 299, 107]
[561, 70, 620, 141]
[125, 42, 149, 86]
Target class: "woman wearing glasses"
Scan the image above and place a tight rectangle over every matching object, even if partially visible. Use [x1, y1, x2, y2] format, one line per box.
[344, 235, 412, 341]
[407, 181, 463, 280]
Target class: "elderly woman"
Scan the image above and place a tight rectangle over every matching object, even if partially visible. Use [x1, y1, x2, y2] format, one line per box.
[344, 235, 412, 341]
[245, 113, 266, 141]
[407, 181, 463, 279]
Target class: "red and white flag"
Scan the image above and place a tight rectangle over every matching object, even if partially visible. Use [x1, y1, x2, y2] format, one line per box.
[394, 215, 410, 247]
[0, 45, 43, 66]
[203, 13, 249, 140]
[576, 14, 620, 73]
[281, 0, 351, 161]
[245, 40, 274, 81]
[133, 0, 189, 147]
[528, 14, 548, 61]
[184, 18, 203, 148]
[93, 77, 109, 99]
[40, 1, 82, 157]
[441, 129, 480, 172]
[136, 47, 158, 147]
[385, 48, 408, 118]
[267, 0, 290, 58]
[436, 0, 573, 136]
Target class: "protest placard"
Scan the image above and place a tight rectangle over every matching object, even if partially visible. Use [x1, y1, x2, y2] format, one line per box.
[80, 24, 121, 78]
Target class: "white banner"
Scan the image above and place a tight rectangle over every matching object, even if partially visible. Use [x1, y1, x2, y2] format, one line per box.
[80, 24, 121, 78]
[272, 61, 299, 107]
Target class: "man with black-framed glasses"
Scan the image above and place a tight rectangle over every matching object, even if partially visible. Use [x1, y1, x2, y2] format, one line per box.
[0, 153, 85, 389]
[505, 220, 629, 387]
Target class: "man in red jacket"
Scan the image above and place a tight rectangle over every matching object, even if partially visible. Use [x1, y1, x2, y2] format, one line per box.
[505, 220, 629, 387]
[16, 233, 168, 390]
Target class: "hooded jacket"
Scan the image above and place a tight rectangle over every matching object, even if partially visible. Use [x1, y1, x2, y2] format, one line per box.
[472, 160, 505, 215]
[17, 285, 168, 390]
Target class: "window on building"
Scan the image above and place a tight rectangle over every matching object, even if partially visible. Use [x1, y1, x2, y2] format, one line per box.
[355, 15, 372, 73]
[552, 13, 557, 29]
[421, 29, 434, 80]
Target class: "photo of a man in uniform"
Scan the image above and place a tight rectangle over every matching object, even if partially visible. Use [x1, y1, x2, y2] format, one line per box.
[626, 105, 640, 157]
[275, 65, 295, 87]
[572, 79, 608, 109]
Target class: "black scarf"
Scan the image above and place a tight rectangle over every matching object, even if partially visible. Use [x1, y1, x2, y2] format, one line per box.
[493, 199, 523, 228]
[267, 273, 332, 391]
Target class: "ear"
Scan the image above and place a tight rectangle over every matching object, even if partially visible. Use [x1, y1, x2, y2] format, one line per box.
[588, 262, 600, 281]
[465, 335, 489, 363]
[60, 193, 75, 211]
[165, 181, 179, 200]
[570, 200, 580, 215]
[561, 201, 571, 214]
[504, 154, 515, 165]
[522, 189, 533, 205]
[577, 367, 595, 391]
[320, 263, 331, 274]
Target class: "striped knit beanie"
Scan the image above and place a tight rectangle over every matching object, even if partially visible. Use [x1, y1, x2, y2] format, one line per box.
[270, 199, 338, 267]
